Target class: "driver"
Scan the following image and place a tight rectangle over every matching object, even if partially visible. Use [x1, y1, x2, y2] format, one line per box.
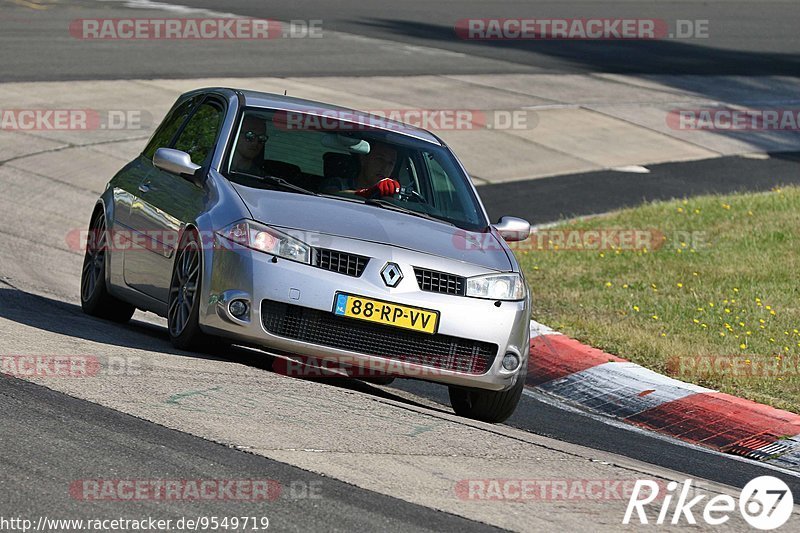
[351, 141, 401, 198]
[231, 115, 268, 175]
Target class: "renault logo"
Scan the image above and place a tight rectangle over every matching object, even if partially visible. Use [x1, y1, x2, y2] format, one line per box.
[381, 263, 403, 287]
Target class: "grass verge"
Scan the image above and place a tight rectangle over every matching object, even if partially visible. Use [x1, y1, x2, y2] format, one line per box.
[516, 186, 800, 413]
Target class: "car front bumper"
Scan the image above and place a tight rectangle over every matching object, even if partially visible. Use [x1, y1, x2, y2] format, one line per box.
[199, 235, 531, 391]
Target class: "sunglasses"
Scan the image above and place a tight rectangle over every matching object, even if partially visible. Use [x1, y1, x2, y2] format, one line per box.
[244, 131, 268, 143]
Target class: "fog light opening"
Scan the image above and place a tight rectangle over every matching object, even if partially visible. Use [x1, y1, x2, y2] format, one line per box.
[229, 299, 250, 318]
[502, 352, 520, 371]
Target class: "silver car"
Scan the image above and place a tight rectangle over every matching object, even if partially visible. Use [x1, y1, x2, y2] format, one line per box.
[80, 88, 532, 422]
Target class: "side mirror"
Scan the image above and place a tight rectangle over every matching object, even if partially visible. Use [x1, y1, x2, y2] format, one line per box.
[153, 148, 202, 180]
[493, 216, 531, 242]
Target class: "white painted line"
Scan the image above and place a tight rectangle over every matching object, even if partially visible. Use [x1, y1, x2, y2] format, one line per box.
[529, 319, 562, 338]
[611, 165, 651, 174]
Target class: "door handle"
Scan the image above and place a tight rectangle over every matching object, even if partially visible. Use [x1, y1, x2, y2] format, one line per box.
[138, 182, 151, 194]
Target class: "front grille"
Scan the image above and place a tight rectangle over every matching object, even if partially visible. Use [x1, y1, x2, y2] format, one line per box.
[261, 300, 497, 375]
[414, 268, 466, 296]
[313, 248, 369, 277]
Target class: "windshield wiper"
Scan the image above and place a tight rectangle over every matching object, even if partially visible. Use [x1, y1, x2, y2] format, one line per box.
[229, 171, 318, 196]
[363, 198, 454, 226]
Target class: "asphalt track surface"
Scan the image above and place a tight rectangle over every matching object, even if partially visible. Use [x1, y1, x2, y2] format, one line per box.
[1, 0, 799, 81]
[3, 0, 800, 529]
[0, 372, 498, 532]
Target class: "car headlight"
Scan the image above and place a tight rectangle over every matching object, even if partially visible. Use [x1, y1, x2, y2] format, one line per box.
[466, 273, 526, 301]
[217, 220, 311, 264]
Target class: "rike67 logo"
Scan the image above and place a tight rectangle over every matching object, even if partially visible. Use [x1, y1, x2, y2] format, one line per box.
[623, 476, 793, 529]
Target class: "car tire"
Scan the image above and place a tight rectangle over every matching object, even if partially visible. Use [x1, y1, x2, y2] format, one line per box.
[168, 228, 212, 351]
[448, 364, 526, 423]
[80, 209, 136, 323]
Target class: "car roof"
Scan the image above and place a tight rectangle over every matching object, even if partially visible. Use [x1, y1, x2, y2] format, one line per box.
[216, 88, 442, 145]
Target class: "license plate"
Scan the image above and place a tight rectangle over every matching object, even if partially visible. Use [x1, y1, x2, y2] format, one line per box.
[333, 293, 439, 334]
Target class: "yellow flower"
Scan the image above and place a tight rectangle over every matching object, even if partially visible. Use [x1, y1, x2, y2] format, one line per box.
[599, 252, 605, 258]
[677, 283, 683, 288]
[677, 207, 684, 213]
[693, 319, 700, 324]
[692, 272, 699, 277]
[759, 319, 765, 324]
[722, 203, 731, 210]
[605, 281, 612, 288]
[719, 332, 726, 337]
[709, 302, 715, 307]
[745, 359, 751, 364]
[766, 305, 772, 310]
[771, 310, 777, 316]
[633, 305, 640, 312]
[697, 307, 704, 312]
[724, 308, 731, 313]
[660, 333, 666, 337]
[739, 322, 745, 327]
[693, 209, 701, 214]
[746, 331, 752, 336]
[651, 315, 659, 320]
[740, 343, 746, 349]
[733, 287, 739, 292]
[622, 284, 629, 289]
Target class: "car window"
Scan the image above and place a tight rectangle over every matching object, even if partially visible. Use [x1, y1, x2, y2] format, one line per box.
[263, 118, 349, 175]
[142, 96, 199, 159]
[173, 101, 224, 166]
[225, 109, 488, 231]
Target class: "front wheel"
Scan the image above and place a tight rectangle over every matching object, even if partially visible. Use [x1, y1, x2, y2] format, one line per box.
[168, 229, 211, 350]
[80, 209, 135, 323]
[448, 369, 525, 423]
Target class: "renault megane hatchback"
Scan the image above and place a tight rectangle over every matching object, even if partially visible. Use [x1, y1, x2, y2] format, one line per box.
[80, 88, 532, 422]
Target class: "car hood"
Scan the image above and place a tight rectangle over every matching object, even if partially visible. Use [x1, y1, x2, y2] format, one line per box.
[232, 185, 512, 272]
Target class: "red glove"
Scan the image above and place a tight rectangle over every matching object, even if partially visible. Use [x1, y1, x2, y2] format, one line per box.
[355, 177, 401, 198]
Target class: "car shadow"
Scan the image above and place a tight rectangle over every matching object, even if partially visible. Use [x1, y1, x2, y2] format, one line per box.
[0, 286, 443, 412]
[479, 150, 800, 224]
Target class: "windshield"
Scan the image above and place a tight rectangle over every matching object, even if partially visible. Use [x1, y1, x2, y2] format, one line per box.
[224, 108, 488, 231]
